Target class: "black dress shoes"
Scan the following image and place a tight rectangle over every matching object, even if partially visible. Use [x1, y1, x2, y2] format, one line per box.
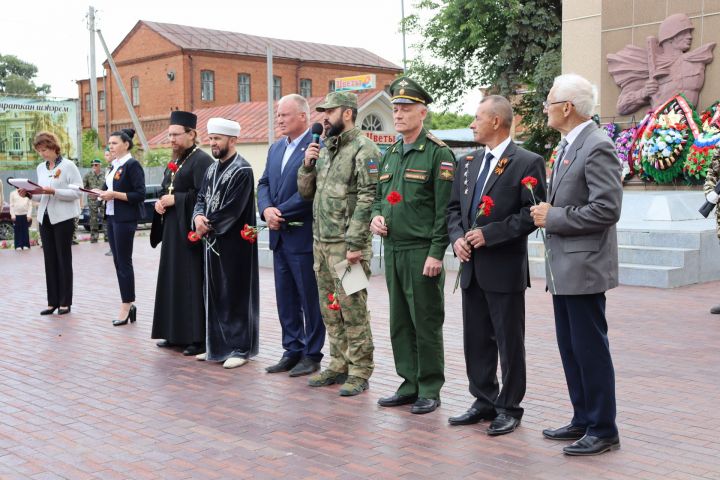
[156, 340, 173, 348]
[40, 307, 58, 315]
[57, 306, 71, 315]
[563, 434, 620, 456]
[265, 356, 300, 373]
[182, 343, 205, 356]
[448, 407, 496, 426]
[411, 398, 440, 414]
[542, 424, 586, 441]
[288, 357, 320, 377]
[377, 393, 418, 407]
[486, 413, 520, 436]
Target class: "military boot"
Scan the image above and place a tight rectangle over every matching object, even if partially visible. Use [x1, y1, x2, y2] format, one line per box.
[308, 369, 347, 387]
[338, 376, 369, 396]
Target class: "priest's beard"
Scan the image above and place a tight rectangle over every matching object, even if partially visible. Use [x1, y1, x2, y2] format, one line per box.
[325, 117, 345, 138]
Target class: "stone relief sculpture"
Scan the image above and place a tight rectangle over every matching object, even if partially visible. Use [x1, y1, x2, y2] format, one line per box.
[607, 13, 715, 116]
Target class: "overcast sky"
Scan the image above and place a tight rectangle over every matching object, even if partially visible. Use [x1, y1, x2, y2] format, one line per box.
[0, 0, 480, 115]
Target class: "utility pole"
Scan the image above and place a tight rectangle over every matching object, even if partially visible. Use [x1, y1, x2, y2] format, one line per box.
[401, 0, 407, 73]
[267, 46, 274, 146]
[87, 6, 99, 139]
[96, 28, 150, 153]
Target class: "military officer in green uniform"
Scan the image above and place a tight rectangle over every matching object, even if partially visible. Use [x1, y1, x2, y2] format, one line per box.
[83, 158, 106, 243]
[370, 76, 456, 414]
[298, 91, 380, 396]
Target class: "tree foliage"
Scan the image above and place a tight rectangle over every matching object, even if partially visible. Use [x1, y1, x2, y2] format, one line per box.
[0, 54, 51, 97]
[426, 111, 474, 130]
[406, 0, 562, 156]
[81, 129, 104, 168]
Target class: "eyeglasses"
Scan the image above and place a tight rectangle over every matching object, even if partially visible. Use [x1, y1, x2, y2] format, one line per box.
[543, 100, 573, 109]
[167, 132, 188, 139]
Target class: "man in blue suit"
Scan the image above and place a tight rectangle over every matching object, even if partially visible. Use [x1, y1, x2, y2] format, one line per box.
[258, 94, 325, 377]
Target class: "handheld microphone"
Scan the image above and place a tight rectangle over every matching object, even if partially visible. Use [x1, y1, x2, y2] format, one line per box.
[309, 123, 324, 166]
[311, 122, 323, 144]
[699, 182, 720, 218]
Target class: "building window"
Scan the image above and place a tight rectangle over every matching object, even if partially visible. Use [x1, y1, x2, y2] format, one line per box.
[99, 91, 106, 111]
[273, 76, 282, 101]
[131, 77, 140, 106]
[12, 132, 21, 151]
[201, 70, 215, 101]
[85, 93, 91, 112]
[361, 114, 384, 132]
[328, 80, 335, 92]
[237, 74, 251, 102]
[300, 79, 312, 98]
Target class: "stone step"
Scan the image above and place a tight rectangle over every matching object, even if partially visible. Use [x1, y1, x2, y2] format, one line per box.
[528, 257, 700, 288]
[528, 240, 698, 268]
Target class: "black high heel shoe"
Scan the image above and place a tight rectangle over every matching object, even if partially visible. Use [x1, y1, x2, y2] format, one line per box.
[40, 307, 58, 315]
[58, 306, 71, 315]
[113, 305, 136, 326]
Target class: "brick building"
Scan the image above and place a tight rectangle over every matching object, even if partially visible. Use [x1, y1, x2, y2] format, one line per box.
[146, 90, 396, 181]
[77, 20, 402, 142]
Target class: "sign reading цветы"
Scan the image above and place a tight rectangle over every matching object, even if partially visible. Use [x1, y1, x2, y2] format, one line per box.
[334, 74, 377, 92]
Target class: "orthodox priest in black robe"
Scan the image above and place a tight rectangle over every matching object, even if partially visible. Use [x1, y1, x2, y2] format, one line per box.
[192, 117, 259, 369]
[151, 111, 213, 356]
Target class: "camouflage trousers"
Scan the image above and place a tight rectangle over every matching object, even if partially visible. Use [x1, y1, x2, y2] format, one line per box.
[313, 241, 374, 380]
[87, 200, 104, 241]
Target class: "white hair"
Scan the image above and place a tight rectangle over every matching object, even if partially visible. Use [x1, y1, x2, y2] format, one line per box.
[279, 94, 310, 117]
[552, 74, 598, 117]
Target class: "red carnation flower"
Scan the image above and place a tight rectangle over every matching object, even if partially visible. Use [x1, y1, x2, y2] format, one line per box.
[521, 176, 538, 189]
[386, 191, 402, 205]
[187, 231, 201, 242]
[167, 161, 179, 173]
[240, 224, 258, 243]
[478, 195, 494, 217]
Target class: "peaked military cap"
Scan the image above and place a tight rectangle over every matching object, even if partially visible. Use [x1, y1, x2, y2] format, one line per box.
[316, 91, 358, 111]
[90, 158, 102, 165]
[390, 76, 433, 105]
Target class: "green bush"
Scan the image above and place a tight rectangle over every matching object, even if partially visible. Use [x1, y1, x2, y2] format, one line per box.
[143, 148, 172, 167]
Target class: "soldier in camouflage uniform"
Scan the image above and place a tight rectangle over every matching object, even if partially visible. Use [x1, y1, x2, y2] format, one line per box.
[297, 91, 380, 396]
[370, 77, 456, 415]
[704, 149, 720, 314]
[83, 158, 106, 243]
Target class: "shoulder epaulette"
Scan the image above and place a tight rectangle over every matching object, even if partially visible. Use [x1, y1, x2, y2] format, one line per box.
[426, 132, 448, 147]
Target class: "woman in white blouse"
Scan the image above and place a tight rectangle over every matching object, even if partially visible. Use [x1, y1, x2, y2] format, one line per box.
[18, 132, 82, 315]
[9, 188, 33, 250]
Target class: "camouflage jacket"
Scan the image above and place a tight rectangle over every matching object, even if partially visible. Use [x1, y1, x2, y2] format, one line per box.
[297, 127, 380, 250]
[83, 171, 106, 202]
[703, 149, 720, 237]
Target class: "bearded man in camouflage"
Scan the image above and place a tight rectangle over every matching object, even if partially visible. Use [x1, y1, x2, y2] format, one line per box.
[298, 91, 380, 397]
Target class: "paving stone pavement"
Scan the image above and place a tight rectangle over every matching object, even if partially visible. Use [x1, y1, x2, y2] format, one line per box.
[1, 239, 719, 479]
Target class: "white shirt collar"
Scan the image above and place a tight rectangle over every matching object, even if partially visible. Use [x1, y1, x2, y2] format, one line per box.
[564, 119, 595, 148]
[286, 128, 310, 148]
[113, 153, 132, 168]
[485, 136, 513, 161]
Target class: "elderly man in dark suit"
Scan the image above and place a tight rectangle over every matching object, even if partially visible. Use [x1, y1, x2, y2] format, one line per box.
[531, 73, 623, 456]
[447, 95, 546, 436]
[257, 94, 325, 377]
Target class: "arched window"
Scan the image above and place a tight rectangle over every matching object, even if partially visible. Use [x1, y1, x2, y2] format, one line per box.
[361, 114, 383, 132]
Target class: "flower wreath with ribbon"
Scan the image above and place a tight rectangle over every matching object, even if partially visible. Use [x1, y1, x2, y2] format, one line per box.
[638, 94, 701, 184]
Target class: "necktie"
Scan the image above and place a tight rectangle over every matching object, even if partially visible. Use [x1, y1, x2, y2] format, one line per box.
[470, 152, 493, 222]
[551, 138, 568, 191]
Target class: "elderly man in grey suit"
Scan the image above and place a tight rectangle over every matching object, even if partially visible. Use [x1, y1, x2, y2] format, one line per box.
[530, 73, 622, 457]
